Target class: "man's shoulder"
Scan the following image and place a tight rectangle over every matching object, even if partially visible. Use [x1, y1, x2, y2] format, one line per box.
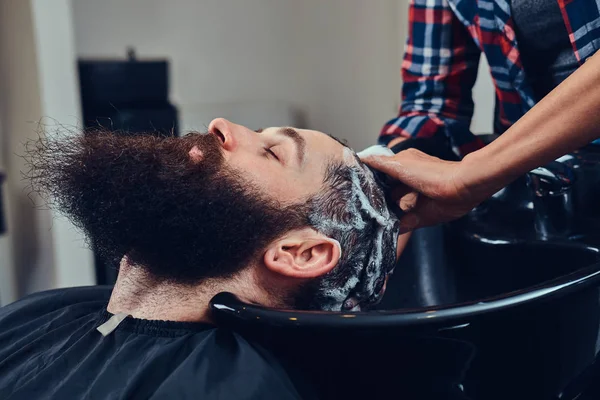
[0, 285, 111, 326]
[0, 288, 314, 400]
[151, 328, 310, 400]
[2, 285, 112, 309]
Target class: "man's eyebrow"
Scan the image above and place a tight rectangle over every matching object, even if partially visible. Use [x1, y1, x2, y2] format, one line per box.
[276, 127, 306, 167]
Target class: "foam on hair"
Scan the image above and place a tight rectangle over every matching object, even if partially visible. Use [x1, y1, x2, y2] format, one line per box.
[306, 148, 400, 311]
[356, 144, 394, 159]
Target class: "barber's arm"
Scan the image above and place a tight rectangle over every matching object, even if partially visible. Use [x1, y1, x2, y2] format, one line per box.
[380, 0, 484, 156]
[365, 50, 600, 232]
[382, 0, 483, 256]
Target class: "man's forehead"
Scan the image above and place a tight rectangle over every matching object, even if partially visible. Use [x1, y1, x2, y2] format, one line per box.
[302, 128, 350, 148]
[266, 126, 348, 146]
[263, 126, 358, 172]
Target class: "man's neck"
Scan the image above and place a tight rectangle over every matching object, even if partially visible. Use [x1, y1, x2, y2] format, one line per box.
[107, 258, 256, 324]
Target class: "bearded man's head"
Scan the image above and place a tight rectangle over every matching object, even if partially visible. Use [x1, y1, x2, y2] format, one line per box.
[25, 118, 400, 311]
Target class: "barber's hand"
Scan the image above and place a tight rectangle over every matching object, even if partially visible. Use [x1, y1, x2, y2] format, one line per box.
[363, 149, 485, 233]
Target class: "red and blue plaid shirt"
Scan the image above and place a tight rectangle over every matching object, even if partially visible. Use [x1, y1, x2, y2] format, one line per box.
[380, 0, 600, 156]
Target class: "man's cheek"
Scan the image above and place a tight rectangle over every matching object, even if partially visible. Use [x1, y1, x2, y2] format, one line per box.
[237, 166, 305, 203]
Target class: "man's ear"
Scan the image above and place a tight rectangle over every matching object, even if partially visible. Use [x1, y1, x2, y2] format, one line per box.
[264, 227, 342, 279]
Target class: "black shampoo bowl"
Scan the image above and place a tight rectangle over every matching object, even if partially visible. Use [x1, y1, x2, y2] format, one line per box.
[211, 228, 600, 400]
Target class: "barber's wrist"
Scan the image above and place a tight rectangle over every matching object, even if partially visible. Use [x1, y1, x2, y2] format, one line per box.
[459, 149, 512, 204]
[390, 135, 459, 161]
[386, 136, 407, 149]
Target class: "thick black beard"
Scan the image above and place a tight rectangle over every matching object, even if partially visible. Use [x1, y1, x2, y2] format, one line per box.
[24, 130, 308, 285]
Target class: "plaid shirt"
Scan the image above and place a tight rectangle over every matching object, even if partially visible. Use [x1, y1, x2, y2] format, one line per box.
[380, 0, 600, 156]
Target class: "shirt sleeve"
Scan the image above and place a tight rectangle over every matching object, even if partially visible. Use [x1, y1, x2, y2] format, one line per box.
[380, 0, 485, 155]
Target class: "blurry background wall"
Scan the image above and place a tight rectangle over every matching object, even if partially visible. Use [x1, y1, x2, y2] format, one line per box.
[71, 0, 405, 150]
[0, 0, 95, 306]
[0, 0, 495, 305]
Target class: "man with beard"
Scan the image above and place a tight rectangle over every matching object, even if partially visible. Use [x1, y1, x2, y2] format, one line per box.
[0, 118, 405, 400]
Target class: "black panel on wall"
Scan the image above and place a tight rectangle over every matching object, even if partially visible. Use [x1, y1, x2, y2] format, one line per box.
[78, 49, 179, 285]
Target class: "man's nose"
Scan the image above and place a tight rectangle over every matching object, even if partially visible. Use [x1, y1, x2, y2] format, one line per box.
[208, 117, 259, 153]
[208, 118, 237, 151]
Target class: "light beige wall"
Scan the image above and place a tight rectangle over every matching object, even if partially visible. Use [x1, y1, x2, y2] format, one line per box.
[0, 0, 54, 303]
[472, 57, 495, 134]
[0, 0, 94, 305]
[31, 0, 95, 291]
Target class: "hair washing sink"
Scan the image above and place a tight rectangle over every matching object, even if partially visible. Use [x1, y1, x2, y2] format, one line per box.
[211, 227, 600, 400]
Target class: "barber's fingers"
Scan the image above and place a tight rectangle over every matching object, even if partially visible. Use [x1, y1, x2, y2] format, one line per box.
[362, 149, 438, 193]
[387, 136, 408, 148]
[396, 196, 442, 233]
[398, 192, 419, 212]
[390, 184, 412, 202]
[398, 212, 421, 234]
[364, 150, 461, 199]
[362, 154, 413, 184]
[395, 191, 427, 233]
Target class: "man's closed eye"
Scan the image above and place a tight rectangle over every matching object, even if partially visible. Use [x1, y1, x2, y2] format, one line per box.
[266, 147, 278, 159]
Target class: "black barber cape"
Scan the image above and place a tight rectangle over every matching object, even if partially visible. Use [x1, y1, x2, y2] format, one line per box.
[0, 286, 312, 400]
